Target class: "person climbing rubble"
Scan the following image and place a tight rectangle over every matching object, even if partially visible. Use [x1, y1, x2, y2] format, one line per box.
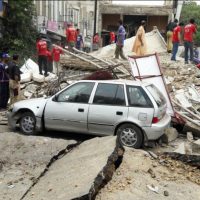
[115, 20, 126, 60]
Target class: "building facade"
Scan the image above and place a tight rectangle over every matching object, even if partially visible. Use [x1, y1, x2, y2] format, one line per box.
[33, 0, 111, 42]
[99, 0, 177, 46]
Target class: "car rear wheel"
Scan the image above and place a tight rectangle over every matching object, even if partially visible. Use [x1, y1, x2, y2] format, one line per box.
[19, 112, 36, 135]
[117, 123, 143, 149]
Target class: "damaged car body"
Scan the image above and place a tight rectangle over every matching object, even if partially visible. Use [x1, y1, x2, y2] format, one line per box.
[8, 80, 171, 148]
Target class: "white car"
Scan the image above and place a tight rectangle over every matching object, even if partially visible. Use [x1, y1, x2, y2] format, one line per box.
[8, 80, 171, 148]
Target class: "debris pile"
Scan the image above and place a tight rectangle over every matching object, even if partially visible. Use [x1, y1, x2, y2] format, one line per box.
[159, 53, 200, 134]
[96, 148, 200, 200]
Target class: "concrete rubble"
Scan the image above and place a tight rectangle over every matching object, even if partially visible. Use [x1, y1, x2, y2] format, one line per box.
[96, 148, 200, 200]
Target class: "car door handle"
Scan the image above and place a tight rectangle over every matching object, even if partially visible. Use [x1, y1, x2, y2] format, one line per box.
[78, 108, 84, 112]
[116, 111, 123, 116]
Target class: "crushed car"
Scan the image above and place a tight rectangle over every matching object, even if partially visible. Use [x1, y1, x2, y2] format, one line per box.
[8, 80, 171, 148]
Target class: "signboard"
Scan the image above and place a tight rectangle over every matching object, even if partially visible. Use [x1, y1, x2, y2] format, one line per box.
[47, 20, 58, 32]
[129, 54, 174, 116]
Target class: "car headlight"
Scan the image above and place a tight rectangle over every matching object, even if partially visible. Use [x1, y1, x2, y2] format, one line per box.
[8, 104, 14, 112]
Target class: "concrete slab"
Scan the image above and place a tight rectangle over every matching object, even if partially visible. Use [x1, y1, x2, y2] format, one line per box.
[23, 136, 117, 200]
[0, 132, 76, 200]
[96, 148, 200, 200]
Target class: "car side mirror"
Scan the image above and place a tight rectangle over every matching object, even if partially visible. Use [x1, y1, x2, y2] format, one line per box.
[53, 94, 58, 102]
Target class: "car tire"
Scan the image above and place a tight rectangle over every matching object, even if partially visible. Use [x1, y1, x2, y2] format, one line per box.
[117, 123, 143, 149]
[19, 112, 36, 135]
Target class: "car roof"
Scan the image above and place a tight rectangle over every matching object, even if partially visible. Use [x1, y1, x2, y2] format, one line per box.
[77, 79, 151, 86]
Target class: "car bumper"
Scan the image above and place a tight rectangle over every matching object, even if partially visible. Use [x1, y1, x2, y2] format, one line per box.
[143, 114, 171, 140]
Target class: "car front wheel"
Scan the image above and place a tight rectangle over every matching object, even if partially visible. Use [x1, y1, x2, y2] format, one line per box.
[19, 112, 36, 135]
[117, 123, 143, 149]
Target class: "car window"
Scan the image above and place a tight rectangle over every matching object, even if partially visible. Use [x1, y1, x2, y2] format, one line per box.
[146, 84, 166, 107]
[93, 83, 125, 106]
[127, 85, 153, 108]
[57, 82, 95, 103]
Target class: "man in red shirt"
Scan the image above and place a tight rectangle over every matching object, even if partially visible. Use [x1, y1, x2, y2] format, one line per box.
[66, 24, 77, 51]
[36, 36, 48, 76]
[184, 18, 197, 64]
[171, 22, 184, 61]
[109, 32, 115, 44]
[52, 42, 63, 75]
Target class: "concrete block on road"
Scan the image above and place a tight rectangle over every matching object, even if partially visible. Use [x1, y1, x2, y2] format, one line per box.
[161, 128, 178, 144]
[192, 139, 200, 154]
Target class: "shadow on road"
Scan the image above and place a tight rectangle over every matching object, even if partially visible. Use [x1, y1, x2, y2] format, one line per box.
[10, 127, 95, 142]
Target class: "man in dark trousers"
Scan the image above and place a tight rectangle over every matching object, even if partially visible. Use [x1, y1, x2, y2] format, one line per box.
[0, 53, 10, 110]
[8, 54, 21, 105]
[36, 36, 48, 76]
[184, 18, 197, 64]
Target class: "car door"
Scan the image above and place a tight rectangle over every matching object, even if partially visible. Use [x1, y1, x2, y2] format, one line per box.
[88, 83, 128, 135]
[44, 82, 95, 132]
[126, 85, 154, 127]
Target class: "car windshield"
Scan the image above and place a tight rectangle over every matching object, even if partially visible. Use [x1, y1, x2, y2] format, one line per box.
[146, 84, 166, 107]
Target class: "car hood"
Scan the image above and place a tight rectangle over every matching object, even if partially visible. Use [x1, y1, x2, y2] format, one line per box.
[12, 98, 49, 117]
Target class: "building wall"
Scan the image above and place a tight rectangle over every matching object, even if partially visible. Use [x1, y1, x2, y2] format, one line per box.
[33, 0, 111, 39]
[99, 3, 174, 34]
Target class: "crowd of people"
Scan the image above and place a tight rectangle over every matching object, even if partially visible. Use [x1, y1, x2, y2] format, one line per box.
[167, 18, 198, 65]
[0, 53, 21, 111]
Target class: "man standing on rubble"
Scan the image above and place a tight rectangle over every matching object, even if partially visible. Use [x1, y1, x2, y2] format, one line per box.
[76, 29, 84, 50]
[184, 19, 197, 64]
[171, 22, 184, 61]
[132, 20, 147, 56]
[166, 19, 178, 53]
[66, 24, 77, 51]
[115, 20, 126, 60]
[36, 36, 48, 76]
[52, 42, 63, 75]
[8, 54, 21, 105]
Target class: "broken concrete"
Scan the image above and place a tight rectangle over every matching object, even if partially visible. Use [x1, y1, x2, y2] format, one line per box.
[0, 132, 77, 200]
[96, 148, 200, 200]
[192, 139, 200, 154]
[161, 128, 178, 144]
[22, 136, 120, 200]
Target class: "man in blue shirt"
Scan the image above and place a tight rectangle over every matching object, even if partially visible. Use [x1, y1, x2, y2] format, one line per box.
[115, 20, 126, 60]
[76, 29, 84, 50]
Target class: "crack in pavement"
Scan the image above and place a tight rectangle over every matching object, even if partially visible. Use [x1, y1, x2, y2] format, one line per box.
[71, 142, 125, 200]
[20, 141, 82, 200]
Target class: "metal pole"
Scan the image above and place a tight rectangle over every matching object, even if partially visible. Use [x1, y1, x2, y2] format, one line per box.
[93, 0, 97, 36]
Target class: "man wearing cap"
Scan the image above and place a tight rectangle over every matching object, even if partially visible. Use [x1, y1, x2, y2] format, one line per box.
[8, 54, 21, 105]
[66, 24, 77, 51]
[0, 53, 10, 110]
